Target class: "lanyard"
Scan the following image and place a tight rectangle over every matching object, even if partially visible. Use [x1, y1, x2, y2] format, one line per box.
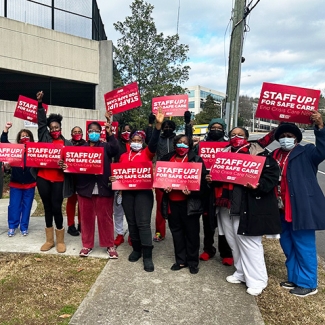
[128, 150, 142, 161]
[173, 154, 188, 162]
[275, 150, 291, 181]
[235, 143, 250, 153]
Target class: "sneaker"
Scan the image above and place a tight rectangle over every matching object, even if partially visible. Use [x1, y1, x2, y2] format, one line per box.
[128, 235, 132, 246]
[199, 251, 211, 261]
[114, 234, 125, 246]
[20, 230, 28, 236]
[226, 275, 243, 284]
[247, 287, 263, 296]
[67, 225, 80, 236]
[189, 266, 199, 274]
[170, 263, 188, 271]
[280, 281, 296, 289]
[107, 246, 118, 259]
[79, 247, 92, 257]
[153, 232, 164, 242]
[289, 286, 318, 297]
[7, 229, 15, 237]
[222, 257, 234, 266]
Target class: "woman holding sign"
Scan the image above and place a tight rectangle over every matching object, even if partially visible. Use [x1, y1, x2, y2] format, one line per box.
[110, 108, 164, 272]
[273, 114, 325, 297]
[1, 122, 36, 237]
[160, 135, 208, 275]
[207, 127, 281, 296]
[35, 91, 73, 253]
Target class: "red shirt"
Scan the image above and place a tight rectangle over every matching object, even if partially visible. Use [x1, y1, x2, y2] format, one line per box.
[168, 154, 189, 201]
[37, 139, 64, 182]
[119, 147, 155, 163]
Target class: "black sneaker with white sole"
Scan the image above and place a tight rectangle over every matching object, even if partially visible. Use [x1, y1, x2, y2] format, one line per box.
[289, 286, 318, 297]
[280, 281, 296, 289]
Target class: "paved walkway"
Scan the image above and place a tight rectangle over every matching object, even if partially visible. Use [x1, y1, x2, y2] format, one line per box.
[0, 198, 264, 325]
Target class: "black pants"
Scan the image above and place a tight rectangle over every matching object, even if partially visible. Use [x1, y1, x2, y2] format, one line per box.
[37, 176, 64, 229]
[168, 200, 200, 267]
[202, 213, 232, 258]
[122, 190, 153, 247]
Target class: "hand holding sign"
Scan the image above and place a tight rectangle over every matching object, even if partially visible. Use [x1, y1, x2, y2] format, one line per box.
[310, 110, 324, 129]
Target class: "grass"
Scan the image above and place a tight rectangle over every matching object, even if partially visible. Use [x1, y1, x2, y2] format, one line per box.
[0, 253, 107, 325]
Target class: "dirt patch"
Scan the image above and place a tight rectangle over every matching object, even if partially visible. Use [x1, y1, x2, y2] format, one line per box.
[257, 239, 325, 325]
[0, 253, 107, 325]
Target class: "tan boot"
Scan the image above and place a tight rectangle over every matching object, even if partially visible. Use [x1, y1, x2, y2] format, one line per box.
[55, 228, 66, 253]
[40, 227, 55, 251]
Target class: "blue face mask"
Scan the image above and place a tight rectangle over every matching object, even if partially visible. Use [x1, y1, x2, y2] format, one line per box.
[176, 143, 189, 149]
[88, 132, 101, 142]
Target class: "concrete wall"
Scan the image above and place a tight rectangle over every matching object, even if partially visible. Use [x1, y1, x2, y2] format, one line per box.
[0, 17, 112, 110]
[0, 100, 105, 142]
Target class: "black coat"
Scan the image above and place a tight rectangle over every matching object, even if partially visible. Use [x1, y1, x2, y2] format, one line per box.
[160, 150, 208, 218]
[233, 151, 281, 236]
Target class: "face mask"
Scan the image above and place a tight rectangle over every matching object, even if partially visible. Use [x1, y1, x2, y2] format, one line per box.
[50, 131, 61, 139]
[279, 137, 296, 151]
[208, 130, 224, 141]
[72, 134, 82, 141]
[19, 136, 30, 144]
[163, 129, 174, 137]
[88, 132, 101, 142]
[175, 147, 189, 156]
[130, 142, 143, 152]
[176, 143, 189, 149]
[229, 135, 248, 148]
[120, 131, 130, 142]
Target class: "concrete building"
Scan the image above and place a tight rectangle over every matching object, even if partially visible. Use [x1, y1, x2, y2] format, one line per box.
[187, 85, 226, 116]
[0, 0, 112, 141]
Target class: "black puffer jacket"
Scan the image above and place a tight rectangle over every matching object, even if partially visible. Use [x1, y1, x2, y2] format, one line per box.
[160, 150, 208, 218]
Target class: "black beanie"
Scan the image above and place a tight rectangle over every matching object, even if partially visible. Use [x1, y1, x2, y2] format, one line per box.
[274, 123, 302, 143]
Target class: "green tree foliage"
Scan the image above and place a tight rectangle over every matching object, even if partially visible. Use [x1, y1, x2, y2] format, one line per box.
[113, 0, 190, 130]
[194, 95, 221, 125]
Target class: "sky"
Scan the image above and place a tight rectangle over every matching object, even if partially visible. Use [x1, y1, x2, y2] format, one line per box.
[96, 0, 325, 98]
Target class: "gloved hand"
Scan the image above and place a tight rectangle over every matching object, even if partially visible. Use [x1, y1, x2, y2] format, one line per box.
[184, 111, 191, 124]
[148, 113, 156, 124]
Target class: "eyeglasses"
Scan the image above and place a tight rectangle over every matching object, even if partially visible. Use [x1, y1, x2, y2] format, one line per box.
[88, 130, 101, 133]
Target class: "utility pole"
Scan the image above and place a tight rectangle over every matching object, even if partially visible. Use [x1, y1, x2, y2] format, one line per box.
[225, 0, 246, 130]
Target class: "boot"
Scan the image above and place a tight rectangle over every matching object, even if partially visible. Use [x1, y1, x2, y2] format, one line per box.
[128, 240, 142, 262]
[55, 228, 66, 253]
[40, 227, 55, 251]
[142, 245, 154, 272]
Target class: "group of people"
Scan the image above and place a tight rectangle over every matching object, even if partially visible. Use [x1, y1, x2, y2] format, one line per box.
[2, 90, 325, 297]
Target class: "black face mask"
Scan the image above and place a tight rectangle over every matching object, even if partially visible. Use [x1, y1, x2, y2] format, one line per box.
[163, 129, 174, 137]
[208, 130, 224, 141]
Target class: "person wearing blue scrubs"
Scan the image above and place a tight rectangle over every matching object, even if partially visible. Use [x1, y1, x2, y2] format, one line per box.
[273, 111, 325, 297]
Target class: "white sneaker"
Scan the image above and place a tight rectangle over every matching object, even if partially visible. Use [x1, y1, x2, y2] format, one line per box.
[246, 287, 263, 296]
[226, 275, 242, 284]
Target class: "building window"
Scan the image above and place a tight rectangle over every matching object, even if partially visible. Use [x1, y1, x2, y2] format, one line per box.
[188, 90, 195, 98]
[188, 101, 195, 108]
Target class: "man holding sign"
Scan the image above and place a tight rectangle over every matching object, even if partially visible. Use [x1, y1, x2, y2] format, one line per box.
[207, 126, 281, 296]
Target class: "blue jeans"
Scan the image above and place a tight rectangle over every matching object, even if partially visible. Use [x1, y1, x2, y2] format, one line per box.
[280, 215, 317, 289]
[8, 186, 35, 231]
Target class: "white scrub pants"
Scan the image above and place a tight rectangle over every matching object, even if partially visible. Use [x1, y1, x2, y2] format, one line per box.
[217, 208, 268, 290]
[113, 193, 124, 235]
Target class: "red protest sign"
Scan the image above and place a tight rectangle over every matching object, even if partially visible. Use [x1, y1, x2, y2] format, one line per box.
[111, 162, 153, 190]
[111, 121, 119, 139]
[25, 142, 63, 168]
[61, 146, 104, 174]
[210, 152, 266, 187]
[14, 95, 48, 124]
[85, 121, 106, 141]
[198, 142, 228, 169]
[152, 94, 188, 117]
[0, 144, 25, 167]
[153, 161, 202, 191]
[255, 82, 321, 124]
[104, 82, 142, 114]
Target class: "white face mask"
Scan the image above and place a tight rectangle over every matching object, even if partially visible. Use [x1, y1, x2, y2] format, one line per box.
[279, 137, 296, 151]
[130, 142, 143, 152]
